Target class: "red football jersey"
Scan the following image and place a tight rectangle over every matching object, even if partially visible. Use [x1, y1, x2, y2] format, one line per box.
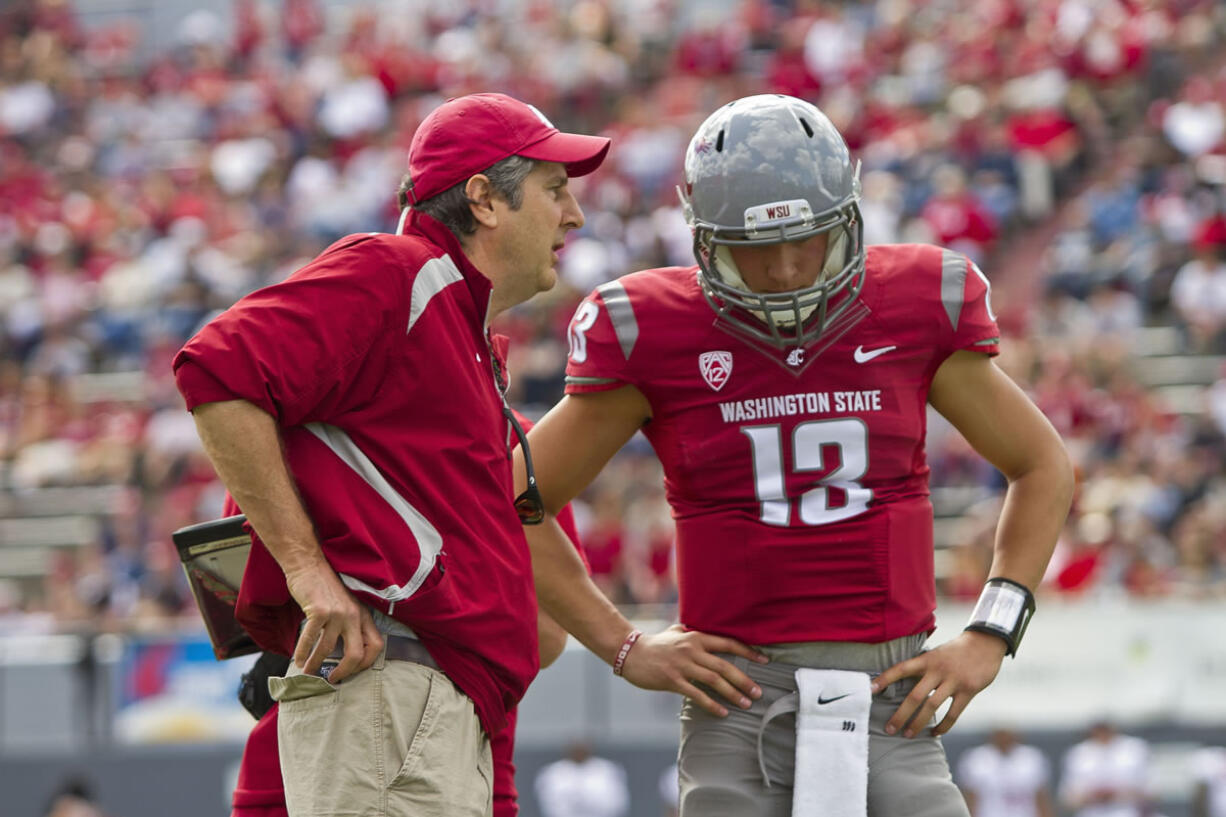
[565, 244, 999, 645]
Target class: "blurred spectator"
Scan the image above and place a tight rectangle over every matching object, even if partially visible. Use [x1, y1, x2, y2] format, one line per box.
[658, 761, 679, 817]
[920, 164, 997, 264]
[1059, 722, 1152, 817]
[1193, 745, 1226, 817]
[1170, 242, 1226, 352]
[1044, 201, 1101, 298]
[534, 741, 630, 817]
[957, 727, 1055, 817]
[0, 0, 1224, 629]
[42, 775, 108, 817]
[1005, 81, 1081, 220]
[1162, 76, 1225, 159]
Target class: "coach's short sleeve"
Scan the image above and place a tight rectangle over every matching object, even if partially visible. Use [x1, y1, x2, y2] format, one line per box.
[173, 235, 404, 427]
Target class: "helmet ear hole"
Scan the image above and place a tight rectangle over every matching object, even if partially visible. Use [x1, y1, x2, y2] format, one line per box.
[799, 118, 814, 138]
[716, 129, 725, 152]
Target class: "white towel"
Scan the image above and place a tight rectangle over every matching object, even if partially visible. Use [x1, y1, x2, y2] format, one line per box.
[792, 668, 871, 817]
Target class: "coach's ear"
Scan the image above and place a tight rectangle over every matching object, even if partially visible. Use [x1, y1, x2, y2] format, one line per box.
[465, 174, 498, 229]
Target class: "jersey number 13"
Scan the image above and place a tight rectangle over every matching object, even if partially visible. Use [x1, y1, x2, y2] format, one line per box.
[742, 419, 872, 527]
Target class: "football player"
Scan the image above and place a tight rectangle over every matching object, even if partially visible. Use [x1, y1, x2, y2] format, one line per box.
[517, 95, 1074, 817]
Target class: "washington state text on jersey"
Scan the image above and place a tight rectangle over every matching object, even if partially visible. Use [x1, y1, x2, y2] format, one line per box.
[718, 389, 884, 423]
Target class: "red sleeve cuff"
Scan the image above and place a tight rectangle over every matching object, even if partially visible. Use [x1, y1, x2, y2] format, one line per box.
[953, 333, 1000, 357]
[173, 358, 277, 416]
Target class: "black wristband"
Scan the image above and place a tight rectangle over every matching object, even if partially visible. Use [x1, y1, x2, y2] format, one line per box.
[964, 577, 1035, 657]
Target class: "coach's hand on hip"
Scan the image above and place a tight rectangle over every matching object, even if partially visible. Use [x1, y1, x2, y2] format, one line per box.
[871, 630, 1007, 739]
[619, 624, 767, 717]
[286, 556, 384, 683]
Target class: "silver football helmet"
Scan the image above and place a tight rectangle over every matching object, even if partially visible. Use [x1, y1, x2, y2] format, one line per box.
[679, 94, 866, 348]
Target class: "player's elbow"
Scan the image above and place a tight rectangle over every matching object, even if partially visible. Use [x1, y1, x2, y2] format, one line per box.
[1040, 436, 1075, 509]
[1009, 432, 1075, 510]
[1052, 446, 1076, 512]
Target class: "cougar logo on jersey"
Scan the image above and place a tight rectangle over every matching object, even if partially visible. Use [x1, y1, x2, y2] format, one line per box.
[699, 351, 733, 391]
[786, 348, 805, 367]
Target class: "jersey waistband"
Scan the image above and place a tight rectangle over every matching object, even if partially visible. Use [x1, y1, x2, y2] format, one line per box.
[755, 633, 927, 682]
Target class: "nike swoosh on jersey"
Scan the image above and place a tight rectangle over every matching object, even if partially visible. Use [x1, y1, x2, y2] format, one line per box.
[853, 345, 897, 363]
[817, 693, 851, 705]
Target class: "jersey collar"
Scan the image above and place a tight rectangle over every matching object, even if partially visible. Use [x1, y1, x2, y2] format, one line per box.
[403, 208, 494, 316]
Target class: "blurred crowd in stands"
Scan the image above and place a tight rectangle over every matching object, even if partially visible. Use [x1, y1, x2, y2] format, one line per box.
[0, 0, 1225, 633]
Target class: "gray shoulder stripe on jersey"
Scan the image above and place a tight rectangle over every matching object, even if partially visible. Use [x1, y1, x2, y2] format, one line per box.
[973, 337, 1000, 346]
[940, 249, 968, 331]
[565, 375, 622, 386]
[408, 254, 464, 334]
[595, 280, 639, 360]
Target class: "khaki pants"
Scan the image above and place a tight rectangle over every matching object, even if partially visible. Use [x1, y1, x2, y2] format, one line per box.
[269, 645, 492, 817]
[677, 637, 969, 817]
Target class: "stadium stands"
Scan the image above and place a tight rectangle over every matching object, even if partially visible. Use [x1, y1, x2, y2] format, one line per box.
[0, 0, 1222, 628]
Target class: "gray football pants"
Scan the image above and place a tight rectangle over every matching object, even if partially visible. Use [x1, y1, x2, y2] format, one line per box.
[677, 636, 970, 817]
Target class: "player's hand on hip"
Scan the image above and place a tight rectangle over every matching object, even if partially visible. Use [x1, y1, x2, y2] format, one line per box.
[285, 560, 384, 683]
[620, 624, 767, 717]
[872, 630, 1007, 738]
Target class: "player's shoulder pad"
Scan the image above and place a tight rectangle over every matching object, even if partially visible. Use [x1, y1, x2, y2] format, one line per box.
[935, 247, 994, 333]
[585, 266, 695, 361]
[869, 244, 993, 331]
[590, 277, 640, 361]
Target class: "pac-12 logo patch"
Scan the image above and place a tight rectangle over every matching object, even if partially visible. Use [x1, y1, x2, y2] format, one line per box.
[699, 351, 733, 391]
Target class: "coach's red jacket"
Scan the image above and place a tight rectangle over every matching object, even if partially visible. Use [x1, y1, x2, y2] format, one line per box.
[173, 210, 538, 736]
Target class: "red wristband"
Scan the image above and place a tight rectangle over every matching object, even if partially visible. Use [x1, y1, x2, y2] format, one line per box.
[612, 628, 643, 676]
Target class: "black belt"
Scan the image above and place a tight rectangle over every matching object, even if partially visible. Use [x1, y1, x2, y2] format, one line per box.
[326, 634, 439, 671]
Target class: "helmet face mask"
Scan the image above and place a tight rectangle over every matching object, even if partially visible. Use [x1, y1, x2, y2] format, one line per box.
[679, 94, 867, 349]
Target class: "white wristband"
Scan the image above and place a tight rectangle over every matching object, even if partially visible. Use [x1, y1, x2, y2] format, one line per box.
[965, 578, 1035, 657]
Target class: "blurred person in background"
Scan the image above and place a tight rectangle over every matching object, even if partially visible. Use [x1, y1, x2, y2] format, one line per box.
[1193, 744, 1226, 817]
[533, 740, 630, 817]
[519, 94, 1073, 817]
[43, 775, 109, 817]
[174, 93, 612, 817]
[1, 0, 1223, 631]
[956, 727, 1055, 817]
[659, 761, 680, 817]
[1059, 721, 1152, 817]
[1169, 239, 1226, 353]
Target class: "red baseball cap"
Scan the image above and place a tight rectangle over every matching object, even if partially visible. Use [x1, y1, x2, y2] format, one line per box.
[405, 93, 611, 204]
